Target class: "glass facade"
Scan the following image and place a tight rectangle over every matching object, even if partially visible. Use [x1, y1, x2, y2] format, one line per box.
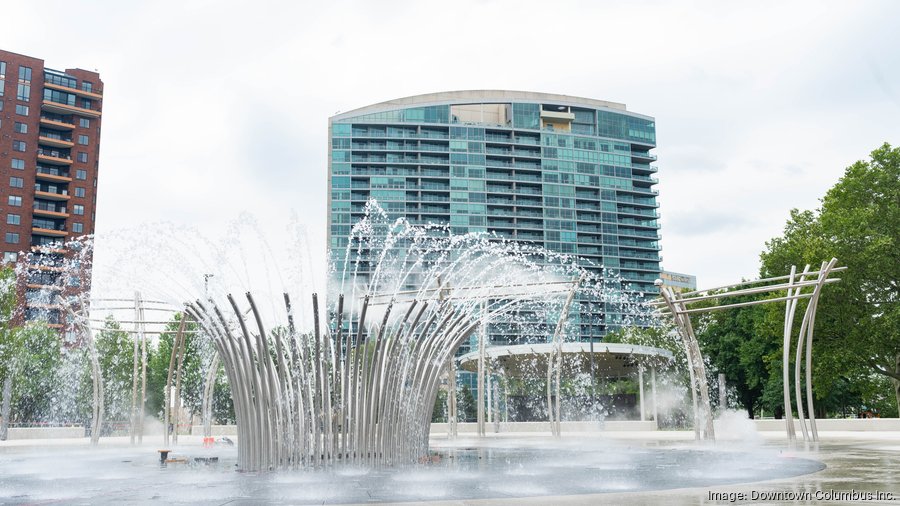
[327, 93, 661, 344]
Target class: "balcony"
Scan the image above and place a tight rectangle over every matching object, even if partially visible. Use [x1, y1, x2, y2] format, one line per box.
[631, 151, 657, 161]
[37, 149, 73, 165]
[32, 226, 68, 238]
[44, 81, 103, 100]
[514, 188, 541, 197]
[41, 99, 101, 118]
[632, 174, 659, 184]
[38, 135, 74, 149]
[35, 167, 72, 183]
[33, 207, 69, 219]
[619, 228, 659, 239]
[631, 163, 658, 174]
[27, 263, 67, 273]
[40, 115, 75, 130]
[34, 189, 70, 201]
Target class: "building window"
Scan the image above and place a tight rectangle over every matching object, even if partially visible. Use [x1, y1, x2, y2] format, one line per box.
[82, 81, 93, 93]
[14, 122, 27, 134]
[7, 196, 22, 207]
[6, 214, 20, 225]
[11, 159, 24, 170]
[12, 140, 26, 152]
[75, 187, 85, 198]
[15, 104, 28, 116]
[77, 152, 88, 163]
[5, 233, 19, 244]
[79, 118, 90, 128]
[43, 88, 76, 106]
[78, 135, 89, 145]
[82, 98, 92, 109]
[73, 204, 84, 215]
[76, 169, 87, 180]
[0, 61, 5, 97]
[18, 66, 31, 82]
[72, 222, 83, 233]
[9, 177, 23, 188]
[17, 83, 30, 101]
[2, 252, 16, 263]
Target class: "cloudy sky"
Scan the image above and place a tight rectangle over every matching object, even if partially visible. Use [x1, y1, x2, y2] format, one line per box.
[3, 0, 898, 289]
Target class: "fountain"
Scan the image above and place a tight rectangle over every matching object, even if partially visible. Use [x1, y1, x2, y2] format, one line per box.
[0, 203, 840, 503]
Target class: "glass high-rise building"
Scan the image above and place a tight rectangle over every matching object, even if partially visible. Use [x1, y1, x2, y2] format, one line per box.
[327, 91, 660, 343]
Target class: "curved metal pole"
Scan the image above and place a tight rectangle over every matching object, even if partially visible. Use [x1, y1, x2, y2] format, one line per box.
[805, 258, 838, 441]
[129, 291, 140, 445]
[658, 284, 701, 440]
[782, 264, 810, 440]
[794, 280, 814, 441]
[679, 303, 715, 440]
[201, 354, 220, 439]
[171, 315, 189, 445]
[163, 315, 188, 447]
[138, 295, 148, 444]
[782, 265, 797, 440]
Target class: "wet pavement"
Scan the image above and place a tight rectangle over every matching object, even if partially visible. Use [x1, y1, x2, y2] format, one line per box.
[0, 432, 896, 505]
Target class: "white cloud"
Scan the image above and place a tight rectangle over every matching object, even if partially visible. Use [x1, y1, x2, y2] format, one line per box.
[2, 0, 897, 290]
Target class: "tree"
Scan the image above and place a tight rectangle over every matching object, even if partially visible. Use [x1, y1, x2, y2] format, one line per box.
[761, 143, 900, 415]
[94, 317, 134, 426]
[1, 267, 66, 432]
[147, 314, 233, 424]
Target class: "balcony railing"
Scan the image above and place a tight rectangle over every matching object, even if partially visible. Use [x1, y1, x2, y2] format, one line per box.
[37, 148, 72, 160]
[33, 202, 67, 213]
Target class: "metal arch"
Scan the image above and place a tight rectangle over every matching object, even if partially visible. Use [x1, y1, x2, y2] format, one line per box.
[655, 258, 843, 443]
[191, 291, 482, 472]
[657, 284, 715, 440]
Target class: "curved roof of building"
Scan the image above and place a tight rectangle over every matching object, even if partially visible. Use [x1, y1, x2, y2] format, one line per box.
[458, 342, 674, 377]
[332, 90, 647, 122]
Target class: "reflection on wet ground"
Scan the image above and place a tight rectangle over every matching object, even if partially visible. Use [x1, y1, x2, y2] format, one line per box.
[0, 436, 837, 505]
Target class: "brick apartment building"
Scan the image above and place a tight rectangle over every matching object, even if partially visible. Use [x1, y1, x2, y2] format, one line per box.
[0, 49, 102, 331]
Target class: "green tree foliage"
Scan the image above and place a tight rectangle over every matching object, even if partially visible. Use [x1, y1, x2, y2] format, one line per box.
[3, 324, 62, 422]
[1, 266, 65, 424]
[95, 317, 135, 424]
[432, 389, 447, 423]
[0, 266, 17, 381]
[147, 313, 234, 424]
[760, 143, 900, 415]
[456, 384, 477, 422]
[147, 314, 203, 419]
